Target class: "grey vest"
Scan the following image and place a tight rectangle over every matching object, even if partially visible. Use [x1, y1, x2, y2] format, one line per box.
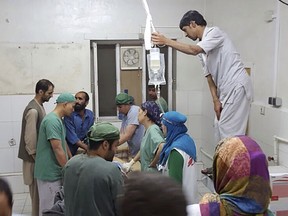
[18, 99, 45, 162]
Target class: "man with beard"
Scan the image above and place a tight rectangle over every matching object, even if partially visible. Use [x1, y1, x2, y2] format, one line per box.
[63, 122, 123, 216]
[147, 85, 168, 113]
[18, 79, 54, 216]
[64, 91, 95, 156]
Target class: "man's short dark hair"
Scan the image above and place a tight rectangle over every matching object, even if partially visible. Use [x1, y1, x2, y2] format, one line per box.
[88, 138, 115, 151]
[148, 85, 155, 89]
[35, 79, 54, 94]
[148, 84, 162, 90]
[77, 91, 90, 102]
[120, 172, 187, 216]
[0, 178, 13, 209]
[179, 10, 207, 29]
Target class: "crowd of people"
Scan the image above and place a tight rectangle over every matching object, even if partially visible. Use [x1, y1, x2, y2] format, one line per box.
[6, 9, 274, 216]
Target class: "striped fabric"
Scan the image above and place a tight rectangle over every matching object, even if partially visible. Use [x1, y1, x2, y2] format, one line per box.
[199, 135, 273, 216]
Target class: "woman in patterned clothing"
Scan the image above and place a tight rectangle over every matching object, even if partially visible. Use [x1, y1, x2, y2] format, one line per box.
[187, 136, 273, 216]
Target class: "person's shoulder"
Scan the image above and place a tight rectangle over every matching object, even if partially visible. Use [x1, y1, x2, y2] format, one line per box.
[103, 159, 119, 171]
[93, 161, 123, 181]
[27, 108, 38, 115]
[210, 26, 220, 30]
[24, 99, 38, 110]
[168, 149, 184, 164]
[85, 109, 94, 116]
[64, 111, 76, 120]
[206, 26, 221, 34]
[28, 98, 37, 105]
[132, 105, 141, 111]
[150, 125, 165, 139]
[86, 158, 122, 175]
[150, 124, 161, 131]
[43, 112, 60, 124]
[128, 105, 140, 114]
[108, 161, 124, 177]
[45, 112, 57, 119]
[66, 154, 86, 166]
[71, 153, 84, 160]
[130, 104, 139, 109]
[70, 111, 78, 117]
[159, 96, 167, 102]
[85, 108, 94, 113]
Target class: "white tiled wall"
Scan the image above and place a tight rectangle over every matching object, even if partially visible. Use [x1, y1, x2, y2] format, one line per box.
[248, 102, 288, 168]
[0, 147, 14, 173]
[175, 89, 214, 166]
[2, 175, 28, 194]
[175, 91, 190, 114]
[0, 122, 14, 148]
[0, 95, 34, 193]
[187, 91, 203, 116]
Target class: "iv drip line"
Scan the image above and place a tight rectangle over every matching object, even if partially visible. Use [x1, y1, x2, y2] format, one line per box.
[142, 0, 167, 112]
[142, 0, 156, 32]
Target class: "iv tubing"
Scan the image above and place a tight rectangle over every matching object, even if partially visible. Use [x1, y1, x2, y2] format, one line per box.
[142, 0, 156, 32]
[156, 84, 165, 113]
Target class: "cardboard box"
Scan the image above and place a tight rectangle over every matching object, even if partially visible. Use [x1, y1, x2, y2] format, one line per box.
[268, 166, 288, 216]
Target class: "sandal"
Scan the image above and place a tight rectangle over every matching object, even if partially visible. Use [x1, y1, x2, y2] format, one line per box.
[201, 167, 213, 175]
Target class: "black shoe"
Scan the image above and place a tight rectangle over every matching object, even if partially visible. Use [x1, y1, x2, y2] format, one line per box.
[201, 167, 213, 175]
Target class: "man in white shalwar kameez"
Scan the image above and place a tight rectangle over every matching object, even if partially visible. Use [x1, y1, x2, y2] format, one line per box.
[152, 10, 252, 143]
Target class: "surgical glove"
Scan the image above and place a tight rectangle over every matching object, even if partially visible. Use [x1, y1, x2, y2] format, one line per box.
[122, 159, 135, 173]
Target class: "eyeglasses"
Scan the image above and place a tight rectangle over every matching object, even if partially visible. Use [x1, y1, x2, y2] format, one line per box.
[161, 116, 183, 126]
[161, 117, 175, 125]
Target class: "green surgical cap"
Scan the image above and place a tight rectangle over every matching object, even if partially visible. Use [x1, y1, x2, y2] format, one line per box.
[88, 122, 120, 142]
[56, 93, 76, 103]
[115, 93, 131, 105]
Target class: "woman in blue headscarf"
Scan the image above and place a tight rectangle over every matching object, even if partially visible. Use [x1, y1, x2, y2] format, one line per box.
[159, 111, 197, 204]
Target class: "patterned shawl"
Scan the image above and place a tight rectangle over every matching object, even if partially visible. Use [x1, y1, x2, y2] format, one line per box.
[199, 135, 272, 216]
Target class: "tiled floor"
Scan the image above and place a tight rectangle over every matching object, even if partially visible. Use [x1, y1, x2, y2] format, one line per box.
[13, 192, 32, 215]
[12, 179, 212, 215]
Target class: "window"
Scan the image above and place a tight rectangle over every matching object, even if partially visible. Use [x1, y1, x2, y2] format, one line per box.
[91, 40, 174, 121]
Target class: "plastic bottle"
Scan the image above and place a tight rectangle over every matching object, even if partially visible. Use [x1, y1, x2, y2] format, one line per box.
[150, 47, 160, 72]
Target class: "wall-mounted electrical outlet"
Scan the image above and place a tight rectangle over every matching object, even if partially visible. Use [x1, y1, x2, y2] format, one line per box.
[268, 97, 282, 107]
[260, 106, 265, 115]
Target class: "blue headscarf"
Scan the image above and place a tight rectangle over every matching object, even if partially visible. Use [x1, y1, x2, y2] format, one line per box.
[159, 111, 197, 166]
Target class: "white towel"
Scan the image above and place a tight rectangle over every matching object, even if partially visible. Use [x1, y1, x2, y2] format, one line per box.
[144, 15, 152, 50]
[142, 0, 156, 50]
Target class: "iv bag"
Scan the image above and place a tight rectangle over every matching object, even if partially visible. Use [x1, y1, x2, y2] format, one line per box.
[150, 47, 161, 71]
[147, 52, 166, 86]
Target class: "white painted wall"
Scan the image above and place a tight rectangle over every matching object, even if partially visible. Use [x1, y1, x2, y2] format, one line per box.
[0, 0, 288, 192]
